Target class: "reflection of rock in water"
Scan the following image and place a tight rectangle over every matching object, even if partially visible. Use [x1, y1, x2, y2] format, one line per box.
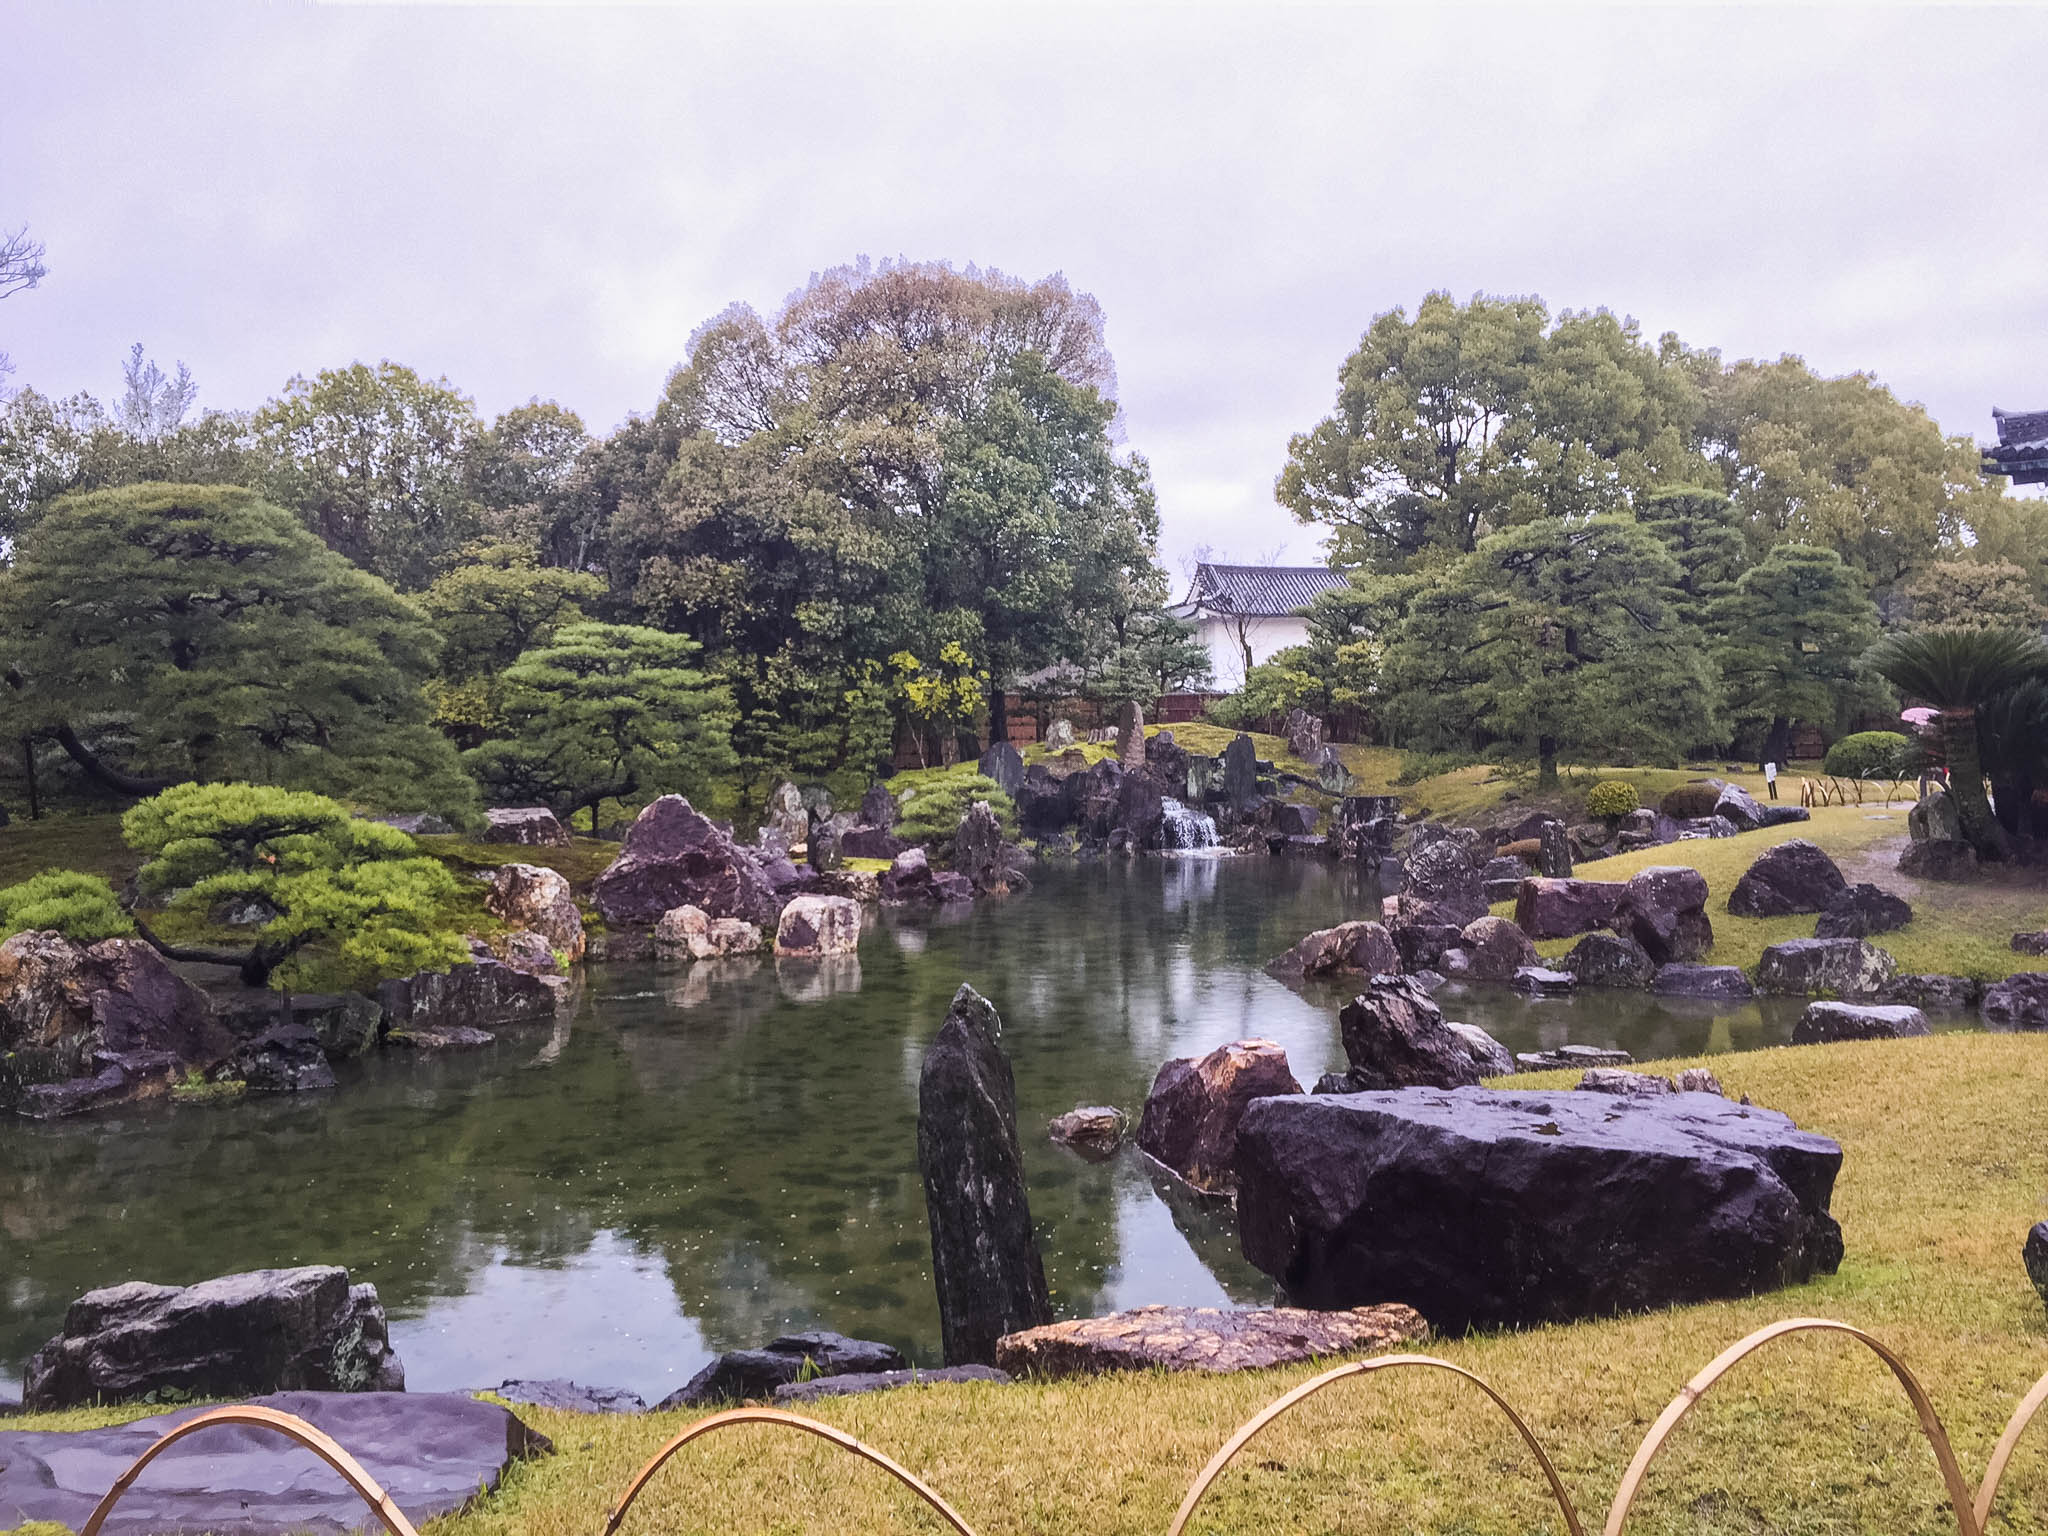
[528, 974, 585, 1065]
[888, 923, 927, 955]
[664, 956, 763, 1009]
[776, 954, 863, 1003]
[1160, 854, 1220, 913]
[1141, 1157, 1275, 1305]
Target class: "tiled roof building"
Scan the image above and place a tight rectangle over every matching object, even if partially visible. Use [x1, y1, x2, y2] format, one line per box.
[1985, 408, 2048, 487]
[1176, 562, 1349, 618]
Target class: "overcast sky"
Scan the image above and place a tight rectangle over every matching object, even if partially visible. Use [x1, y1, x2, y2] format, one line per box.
[2, 3, 2042, 576]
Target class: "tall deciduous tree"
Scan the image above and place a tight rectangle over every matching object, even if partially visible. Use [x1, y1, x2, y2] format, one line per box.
[1709, 543, 1883, 769]
[0, 483, 473, 817]
[1905, 559, 2044, 633]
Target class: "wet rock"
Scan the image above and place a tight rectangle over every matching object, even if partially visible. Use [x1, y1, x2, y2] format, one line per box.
[1401, 835, 1487, 926]
[774, 1365, 1011, 1402]
[378, 958, 562, 1033]
[494, 1379, 647, 1414]
[955, 800, 1018, 893]
[978, 741, 1025, 799]
[593, 796, 784, 930]
[1458, 915, 1540, 981]
[1563, 931, 1655, 988]
[994, 1303, 1426, 1379]
[1048, 1105, 1126, 1157]
[1270, 802, 1319, 837]
[1538, 819, 1574, 878]
[1043, 718, 1077, 751]
[840, 825, 910, 859]
[763, 781, 809, 851]
[932, 870, 975, 902]
[24, 1266, 402, 1409]
[654, 904, 763, 959]
[1283, 707, 1323, 760]
[1714, 782, 1768, 831]
[1265, 920, 1399, 983]
[657, 1332, 905, 1407]
[1611, 865, 1712, 964]
[1137, 1038, 1302, 1193]
[807, 811, 855, 872]
[2012, 931, 2048, 956]
[1814, 884, 1912, 940]
[1981, 972, 2048, 1029]
[1222, 733, 1260, 808]
[1445, 1020, 1516, 1077]
[881, 846, 935, 902]
[1116, 699, 1147, 769]
[1514, 877, 1625, 939]
[482, 806, 572, 846]
[917, 985, 1052, 1364]
[1513, 1044, 1632, 1071]
[1792, 1001, 1929, 1043]
[859, 781, 900, 830]
[0, 932, 234, 1118]
[773, 894, 862, 958]
[1652, 963, 1755, 1000]
[1755, 938, 1896, 997]
[386, 1022, 496, 1050]
[0, 1391, 548, 1535]
[1234, 1086, 1844, 1330]
[1728, 839, 1847, 917]
[1883, 973, 1981, 1011]
[1909, 790, 1961, 844]
[231, 1021, 337, 1093]
[1576, 1067, 1677, 1096]
[485, 863, 586, 963]
[1899, 838, 1979, 881]
[1510, 966, 1576, 995]
[2026, 1224, 2048, 1316]
[1388, 910, 1468, 973]
[1336, 975, 1483, 1091]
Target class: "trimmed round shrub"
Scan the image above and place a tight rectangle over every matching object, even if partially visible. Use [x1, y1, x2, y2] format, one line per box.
[892, 770, 1019, 856]
[1822, 730, 1913, 781]
[0, 869, 136, 944]
[1659, 781, 1724, 820]
[1586, 780, 1641, 820]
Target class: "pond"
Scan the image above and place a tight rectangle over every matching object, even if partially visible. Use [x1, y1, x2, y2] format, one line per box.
[0, 856, 1957, 1400]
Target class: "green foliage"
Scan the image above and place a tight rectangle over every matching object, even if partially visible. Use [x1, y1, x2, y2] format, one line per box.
[1, 482, 475, 820]
[1205, 653, 1320, 731]
[1081, 608, 1214, 702]
[0, 869, 134, 943]
[419, 541, 604, 739]
[1639, 484, 1746, 604]
[888, 644, 987, 767]
[1585, 779, 1640, 819]
[1821, 730, 1914, 781]
[123, 781, 467, 989]
[1904, 559, 2044, 632]
[465, 622, 737, 827]
[1658, 781, 1724, 819]
[1709, 543, 1884, 760]
[889, 769, 1017, 856]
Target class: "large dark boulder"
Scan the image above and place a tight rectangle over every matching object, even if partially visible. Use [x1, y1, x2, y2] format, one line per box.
[0, 932, 235, 1118]
[24, 1266, 403, 1410]
[1234, 1087, 1844, 1330]
[1792, 1001, 1929, 1043]
[1401, 834, 1486, 926]
[592, 795, 784, 928]
[1814, 883, 1913, 939]
[1265, 921, 1399, 984]
[1714, 782, 1768, 831]
[378, 958, 562, 1034]
[1727, 839, 1847, 917]
[977, 741, 1025, 798]
[1221, 733, 1260, 808]
[1137, 1038, 1301, 1193]
[231, 1021, 338, 1093]
[841, 825, 910, 859]
[655, 1332, 906, 1407]
[1562, 931, 1655, 988]
[1388, 910, 1466, 972]
[1114, 769, 1167, 850]
[954, 800, 1013, 893]
[1652, 963, 1755, 1000]
[1514, 878, 1624, 940]
[2026, 1223, 2048, 1316]
[1981, 972, 2048, 1029]
[1899, 839, 1978, 881]
[1453, 915, 1539, 981]
[481, 806, 572, 846]
[1610, 865, 1712, 964]
[917, 985, 1052, 1364]
[1883, 973, 1981, 1012]
[859, 781, 899, 830]
[1754, 938, 1896, 997]
[1335, 975, 1483, 1091]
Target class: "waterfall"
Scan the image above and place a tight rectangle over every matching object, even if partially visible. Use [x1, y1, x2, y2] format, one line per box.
[1158, 797, 1219, 851]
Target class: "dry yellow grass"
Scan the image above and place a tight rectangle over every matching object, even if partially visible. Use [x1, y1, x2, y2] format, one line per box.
[13, 1035, 2044, 1536]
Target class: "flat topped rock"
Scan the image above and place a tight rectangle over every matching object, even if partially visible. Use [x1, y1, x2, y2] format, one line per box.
[993, 1303, 1427, 1379]
[0, 1391, 550, 1536]
[773, 1365, 1011, 1402]
[492, 1378, 647, 1414]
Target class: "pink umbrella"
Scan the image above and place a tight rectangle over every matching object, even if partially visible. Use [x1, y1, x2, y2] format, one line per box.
[1900, 707, 1939, 726]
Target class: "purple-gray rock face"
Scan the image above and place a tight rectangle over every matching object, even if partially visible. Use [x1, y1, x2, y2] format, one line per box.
[2026, 1223, 2048, 1316]
[1513, 878, 1624, 940]
[1234, 1087, 1844, 1331]
[1814, 883, 1912, 940]
[23, 1266, 403, 1410]
[1336, 976, 1483, 1092]
[774, 1365, 1012, 1402]
[0, 1391, 549, 1536]
[1137, 1038, 1302, 1194]
[481, 806, 572, 847]
[1456, 915, 1539, 981]
[1727, 839, 1847, 918]
[0, 932, 235, 1118]
[655, 1332, 906, 1407]
[1562, 931, 1655, 988]
[1610, 866, 1713, 964]
[1981, 972, 2048, 1029]
[1652, 963, 1755, 1000]
[1265, 920, 1400, 984]
[917, 985, 1052, 1365]
[376, 958, 562, 1034]
[592, 795, 784, 929]
[1400, 834, 1487, 927]
[1883, 973, 1981, 1012]
[1754, 938, 1896, 997]
[1792, 1001, 1929, 1044]
[493, 1379, 646, 1413]
[841, 825, 909, 860]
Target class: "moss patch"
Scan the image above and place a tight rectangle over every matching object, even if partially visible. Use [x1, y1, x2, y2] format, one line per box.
[0, 813, 136, 890]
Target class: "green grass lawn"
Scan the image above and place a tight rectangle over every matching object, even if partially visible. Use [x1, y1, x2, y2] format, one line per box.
[0, 812, 137, 890]
[10, 1034, 2044, 1536]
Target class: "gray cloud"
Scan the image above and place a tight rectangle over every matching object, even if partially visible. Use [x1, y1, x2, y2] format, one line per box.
[2, 4, 2041, 572]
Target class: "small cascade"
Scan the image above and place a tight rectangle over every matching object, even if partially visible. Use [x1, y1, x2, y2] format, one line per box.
[1158, 797, 1219, 851]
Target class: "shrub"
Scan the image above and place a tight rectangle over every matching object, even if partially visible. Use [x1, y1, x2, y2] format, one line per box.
[1586, 780, 1641, 820]
[892, 770, 1019, 857]
[1659, 781, 1724, 819]
[0, 870, 135, 944]
[1823, 730, 1915, 782]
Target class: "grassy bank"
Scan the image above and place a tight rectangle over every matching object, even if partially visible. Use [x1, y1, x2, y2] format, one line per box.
[10, 1034, 2046, 1536]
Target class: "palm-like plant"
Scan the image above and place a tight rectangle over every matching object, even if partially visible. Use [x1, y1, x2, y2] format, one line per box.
[1866, 627, 2048, 859]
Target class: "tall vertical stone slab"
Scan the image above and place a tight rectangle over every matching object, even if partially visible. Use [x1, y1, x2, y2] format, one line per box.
[1116, 700, 1147, 770]
[1222, 732, 1260, 809]
[977, 741, 1025, 798]
[917, 984, 1052, 1364]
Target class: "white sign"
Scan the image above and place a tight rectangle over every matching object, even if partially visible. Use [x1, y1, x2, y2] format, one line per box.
[1763, 762, 1778, 784]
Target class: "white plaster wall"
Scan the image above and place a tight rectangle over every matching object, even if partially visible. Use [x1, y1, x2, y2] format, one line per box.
[1198, 616, 1312, 690]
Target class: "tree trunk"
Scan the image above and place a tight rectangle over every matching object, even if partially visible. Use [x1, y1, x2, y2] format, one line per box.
[1538, 735, 1559, 789]
[20, 735, 39, 820]
[51, 724, 177, 797]
[1942, 706, 2008, 860]
[988, 688, 1009, 754]
[1760, 717, 1792, 775]
[132, 917, 269, 984]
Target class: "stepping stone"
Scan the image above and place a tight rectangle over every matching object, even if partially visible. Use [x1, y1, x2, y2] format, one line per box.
[773, 1365, 1011, 1402]
[994, 1303, 1426, 1378]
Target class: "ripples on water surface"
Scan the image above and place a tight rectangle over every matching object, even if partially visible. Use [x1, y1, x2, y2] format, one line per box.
[0, 856, 1942, 1397]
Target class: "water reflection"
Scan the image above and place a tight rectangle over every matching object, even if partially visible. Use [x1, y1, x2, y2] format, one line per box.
[0, 857, 1975, 1397]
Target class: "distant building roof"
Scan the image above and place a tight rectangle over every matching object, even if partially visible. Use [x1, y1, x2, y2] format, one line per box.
[1985, 407, 2048, 486]
[1173, 562, 1348, 619]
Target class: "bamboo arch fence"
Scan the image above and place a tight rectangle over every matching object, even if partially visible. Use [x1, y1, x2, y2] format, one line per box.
[69, 1318, 2048, 1536]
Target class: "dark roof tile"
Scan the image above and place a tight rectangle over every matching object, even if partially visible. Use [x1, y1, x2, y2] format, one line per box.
[1186, 563, 1348, 617]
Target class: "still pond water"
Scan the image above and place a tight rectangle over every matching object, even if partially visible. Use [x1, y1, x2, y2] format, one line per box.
[0, 856, 1899, 1399]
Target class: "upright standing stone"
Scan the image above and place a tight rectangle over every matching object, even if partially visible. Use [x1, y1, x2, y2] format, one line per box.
[1222, 732, 1260, 808]
[1116, 700, 1146, 769]
[1537, 820, 1573, 878]
[763, 781, 808, 850]
[977, 740, 1025, 798]
[917, 985, 1052, 1364]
